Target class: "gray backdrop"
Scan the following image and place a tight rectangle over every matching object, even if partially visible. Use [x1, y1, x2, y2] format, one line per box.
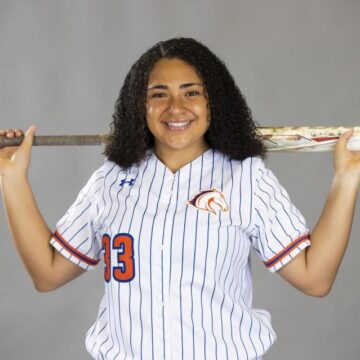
[1, 0, 360, 359]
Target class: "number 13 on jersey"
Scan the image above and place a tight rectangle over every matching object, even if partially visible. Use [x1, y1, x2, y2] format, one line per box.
[102, 233, 135, 282]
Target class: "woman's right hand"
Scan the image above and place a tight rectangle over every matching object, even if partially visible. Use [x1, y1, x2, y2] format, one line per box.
[0, 125, 36, 178]
[0, 124, 85, 291]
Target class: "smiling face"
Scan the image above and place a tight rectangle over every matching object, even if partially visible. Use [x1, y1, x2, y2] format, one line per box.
[146, 57, 211, 159]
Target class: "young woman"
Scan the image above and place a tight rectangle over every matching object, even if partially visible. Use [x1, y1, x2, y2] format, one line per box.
[1, 37, 360, 360]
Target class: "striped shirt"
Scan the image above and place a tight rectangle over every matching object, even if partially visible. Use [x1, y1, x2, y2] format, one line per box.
[50, 147, 310, 359]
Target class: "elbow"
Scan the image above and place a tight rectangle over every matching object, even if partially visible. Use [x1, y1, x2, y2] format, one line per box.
[33, 279, 60, 293]
[34, 284, 54, 293]
[303, 282, 332, 298]
[307, 288, 330, 298]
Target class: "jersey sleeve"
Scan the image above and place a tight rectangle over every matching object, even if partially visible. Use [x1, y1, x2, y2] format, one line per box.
[50, 165, 105, 270]
[250, 158, 311, 273]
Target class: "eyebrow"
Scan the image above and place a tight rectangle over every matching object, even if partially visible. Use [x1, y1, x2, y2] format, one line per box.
[147, 82, 204, 91]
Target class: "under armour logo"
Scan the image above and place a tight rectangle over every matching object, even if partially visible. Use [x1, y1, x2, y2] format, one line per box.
[120, 178, 135, 187]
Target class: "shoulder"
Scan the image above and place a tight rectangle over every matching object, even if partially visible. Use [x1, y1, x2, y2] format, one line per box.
[99, 157, 149, 189]
[101, 158, 133, 178]
[81, 159, 125, 193]
[219, 151, 265, 177]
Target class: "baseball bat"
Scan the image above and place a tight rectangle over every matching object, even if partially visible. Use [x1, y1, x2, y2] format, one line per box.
[1, 127, 360, 152]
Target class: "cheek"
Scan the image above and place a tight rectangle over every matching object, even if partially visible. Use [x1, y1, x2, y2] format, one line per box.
[194, 98, 209, 114]
[146, 102, 163, 121]
[145, 105, 161, 135]
[145, 105, 156, 128]
[145, 102, 154, 117]
[194, 102, 210, 123]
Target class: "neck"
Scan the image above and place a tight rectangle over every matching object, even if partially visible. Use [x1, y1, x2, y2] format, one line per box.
[154, 142, 210, 173]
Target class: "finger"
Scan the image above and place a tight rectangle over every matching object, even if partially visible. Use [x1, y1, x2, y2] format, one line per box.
[5, 129, 15, 138]
[14, 129, 24, 137]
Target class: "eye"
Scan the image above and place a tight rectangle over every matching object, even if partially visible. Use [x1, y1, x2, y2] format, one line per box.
[150, 92, 167, 98]
[185, 90, 200, 97]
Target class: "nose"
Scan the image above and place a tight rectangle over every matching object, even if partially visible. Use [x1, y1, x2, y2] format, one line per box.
[168, 95, 185, 114]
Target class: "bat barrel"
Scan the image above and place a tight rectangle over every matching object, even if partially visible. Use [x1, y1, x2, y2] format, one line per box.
[257, 126, 360, 152]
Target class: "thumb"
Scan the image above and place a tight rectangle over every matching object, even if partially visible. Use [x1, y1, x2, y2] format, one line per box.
[335, 128, 354, 150]
[21, 124, 36, 150]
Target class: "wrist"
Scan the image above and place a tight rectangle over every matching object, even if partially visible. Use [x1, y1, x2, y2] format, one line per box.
[0, 171, 29, 186]
[333, 172, 360, 191]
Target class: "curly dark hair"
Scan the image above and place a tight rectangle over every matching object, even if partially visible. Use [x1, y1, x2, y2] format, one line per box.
[104, 37, 266, 168]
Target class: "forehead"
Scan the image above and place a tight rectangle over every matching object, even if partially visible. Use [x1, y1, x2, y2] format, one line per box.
[147, 58, 202, 85]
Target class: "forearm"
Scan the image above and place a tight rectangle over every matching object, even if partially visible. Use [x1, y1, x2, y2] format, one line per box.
[0, 175, 55, 288]
[306, 173, 359, 293]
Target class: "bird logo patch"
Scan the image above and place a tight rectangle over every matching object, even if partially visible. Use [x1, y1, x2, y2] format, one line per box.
[188, 188, 229, 215]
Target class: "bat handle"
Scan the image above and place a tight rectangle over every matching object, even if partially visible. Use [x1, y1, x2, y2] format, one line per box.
[0, 135, 24, 148]
[0, 135, 107, 147]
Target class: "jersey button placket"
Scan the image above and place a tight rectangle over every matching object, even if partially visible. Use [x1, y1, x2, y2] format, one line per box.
[162, 174, 176, 359]
[163, 177, 174, 198]
[152, 221, 168, 359]
[152, 173, 175, 359]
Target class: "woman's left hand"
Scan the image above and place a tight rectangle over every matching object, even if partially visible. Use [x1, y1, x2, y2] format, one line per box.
[333, 129, 360, 185]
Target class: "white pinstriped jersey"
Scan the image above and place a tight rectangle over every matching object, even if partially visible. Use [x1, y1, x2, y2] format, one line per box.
[50, 148, 310, 360]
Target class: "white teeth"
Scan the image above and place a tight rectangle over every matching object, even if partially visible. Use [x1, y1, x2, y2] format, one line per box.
[166, 121, 191, 127]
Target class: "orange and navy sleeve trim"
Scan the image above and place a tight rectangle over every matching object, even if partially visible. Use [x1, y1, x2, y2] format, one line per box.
[52, 230, 100, 267]
[264, 233, 310, 270]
